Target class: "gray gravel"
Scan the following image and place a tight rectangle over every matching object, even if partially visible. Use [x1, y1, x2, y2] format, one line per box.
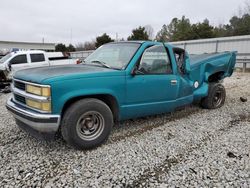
[0, 72, 249, 187]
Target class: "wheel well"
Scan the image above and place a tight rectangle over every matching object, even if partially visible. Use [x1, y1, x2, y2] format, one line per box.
[0, 71, 7, 81]
[61, 94, 119, 122]
[208, 71, 225, 82]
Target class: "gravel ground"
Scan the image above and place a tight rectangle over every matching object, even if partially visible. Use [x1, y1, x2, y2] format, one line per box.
[0, 72, 249, 187]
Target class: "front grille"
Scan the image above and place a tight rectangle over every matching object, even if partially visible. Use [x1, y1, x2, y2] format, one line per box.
[14, 81, 25, 91]
[12, 79, 51, 113]
[14, 94, 26, 105]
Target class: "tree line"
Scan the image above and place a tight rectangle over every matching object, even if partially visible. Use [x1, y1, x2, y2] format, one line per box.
[56, 4, 250, 52]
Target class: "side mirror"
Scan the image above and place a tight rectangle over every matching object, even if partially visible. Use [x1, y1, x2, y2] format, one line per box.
[7, 62, 12, 71]
[131, 66, 144, 76]
[131, 67, 138, 76]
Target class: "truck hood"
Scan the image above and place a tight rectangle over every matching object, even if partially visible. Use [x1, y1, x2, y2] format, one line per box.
[13, 64, 122, 84]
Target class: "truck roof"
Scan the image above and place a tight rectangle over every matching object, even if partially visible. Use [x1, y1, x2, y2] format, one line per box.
[110, 41, 146, 44]
[109, 41, 176, 48]
[11, 50, 45, 55]
[110, 40, 174, 46]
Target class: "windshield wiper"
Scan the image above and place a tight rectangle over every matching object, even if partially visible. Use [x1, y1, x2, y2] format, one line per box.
[91, 60, 110, 68]
[83, 60, 121, 70]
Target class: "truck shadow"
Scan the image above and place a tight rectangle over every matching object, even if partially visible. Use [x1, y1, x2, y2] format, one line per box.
[1, 104, 202, 153]
[109, 104, 202, 143]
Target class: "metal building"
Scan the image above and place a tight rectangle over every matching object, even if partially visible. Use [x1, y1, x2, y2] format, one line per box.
[0, 40, 55, 53]
[171, 35, 250, 70]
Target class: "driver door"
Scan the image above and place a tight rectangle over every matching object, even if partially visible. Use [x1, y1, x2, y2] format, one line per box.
[124, 44, 179, 119]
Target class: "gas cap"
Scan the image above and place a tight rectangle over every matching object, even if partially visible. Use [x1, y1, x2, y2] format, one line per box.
[194, 81, 199, 88]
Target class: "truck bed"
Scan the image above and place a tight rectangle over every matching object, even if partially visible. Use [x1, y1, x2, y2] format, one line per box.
[189, 52, 235, 67]
[187, 51, 237, 84]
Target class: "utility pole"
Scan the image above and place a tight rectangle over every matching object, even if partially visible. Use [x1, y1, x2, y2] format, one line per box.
[116, 33, 118, 42]
[42, 38, 45, 51]
[70, 28, 72, 45]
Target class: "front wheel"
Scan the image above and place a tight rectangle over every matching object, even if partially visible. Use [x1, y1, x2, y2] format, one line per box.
[61, 98, 113, 149]
[201, 83, 226, 109]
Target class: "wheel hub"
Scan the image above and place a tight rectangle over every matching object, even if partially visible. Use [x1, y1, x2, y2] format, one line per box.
[84, 118, 95, 129]
[213, 89, 223, 107]
[76, 111, 105, 141]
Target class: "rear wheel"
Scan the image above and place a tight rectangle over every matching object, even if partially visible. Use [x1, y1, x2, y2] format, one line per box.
[201, 83, 226, 109]
[61, 98, 113, 149]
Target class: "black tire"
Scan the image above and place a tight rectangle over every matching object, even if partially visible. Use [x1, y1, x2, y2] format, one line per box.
[201, 83, 226, 109]
[61, 98, 113, 149]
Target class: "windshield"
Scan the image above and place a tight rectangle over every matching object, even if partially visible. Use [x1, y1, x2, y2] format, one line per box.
[0, 53, 12, 63]
[84, 43, 141, 69]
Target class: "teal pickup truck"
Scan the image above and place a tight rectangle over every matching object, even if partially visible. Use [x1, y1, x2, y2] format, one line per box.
[6, 41, 236, 149]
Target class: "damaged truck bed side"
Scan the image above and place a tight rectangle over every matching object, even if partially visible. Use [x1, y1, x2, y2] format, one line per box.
[6, 41, 237, 149]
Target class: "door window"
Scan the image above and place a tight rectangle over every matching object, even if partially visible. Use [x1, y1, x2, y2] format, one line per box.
[10, 55, 28, 65]
[138, 45, 172, 74]
[173, 48, 185, 75]
[30, 54, 45, 63]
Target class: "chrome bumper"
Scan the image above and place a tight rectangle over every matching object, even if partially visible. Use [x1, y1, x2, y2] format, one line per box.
[6, 97, 60, 133]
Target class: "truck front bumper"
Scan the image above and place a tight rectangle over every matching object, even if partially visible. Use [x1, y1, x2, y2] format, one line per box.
[6, 98, 60, 139]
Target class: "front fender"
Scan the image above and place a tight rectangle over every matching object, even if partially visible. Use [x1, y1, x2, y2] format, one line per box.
[49, 77, 125, 114]
[54, 89, 120, 114]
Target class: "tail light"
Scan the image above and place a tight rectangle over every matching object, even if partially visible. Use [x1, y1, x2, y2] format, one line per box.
[76, 59, 82, 64]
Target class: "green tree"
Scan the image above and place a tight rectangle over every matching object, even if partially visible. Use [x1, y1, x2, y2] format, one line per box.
[191, 19, 215, 39]
[170, 16, 194, 41]
[229, 14, 250, 36]
[213, 24, 230, 37]
[155, 16, 194, 42]
[55, 43, 67, 52]
[127, 26, 149, 40]
[155, 24, 169, 42]
[67, 44, 76, 52]
[156, 16, 219, 42]
[213, 14, 250, 37]
[95, 33, 113, 48]
[155, 2, 250, 41]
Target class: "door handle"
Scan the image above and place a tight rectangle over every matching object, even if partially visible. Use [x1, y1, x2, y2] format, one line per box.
[171, 80, 177, 85]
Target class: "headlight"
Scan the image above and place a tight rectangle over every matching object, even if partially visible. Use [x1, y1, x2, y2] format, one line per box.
[26, 99, 51, 112]
[26, 84, 51, 97]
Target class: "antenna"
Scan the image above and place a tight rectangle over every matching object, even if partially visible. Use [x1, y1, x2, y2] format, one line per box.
[70, 28, 72, 44]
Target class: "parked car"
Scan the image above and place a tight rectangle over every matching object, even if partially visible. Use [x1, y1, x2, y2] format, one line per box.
[0, 50, 80, 84]
[6, 41, 236, 149]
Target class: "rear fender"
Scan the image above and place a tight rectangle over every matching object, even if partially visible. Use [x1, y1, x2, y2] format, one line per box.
[204, 52, 237, 82]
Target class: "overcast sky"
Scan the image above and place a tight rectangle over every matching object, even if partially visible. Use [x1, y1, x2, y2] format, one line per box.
[0, 0, 248, 45]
